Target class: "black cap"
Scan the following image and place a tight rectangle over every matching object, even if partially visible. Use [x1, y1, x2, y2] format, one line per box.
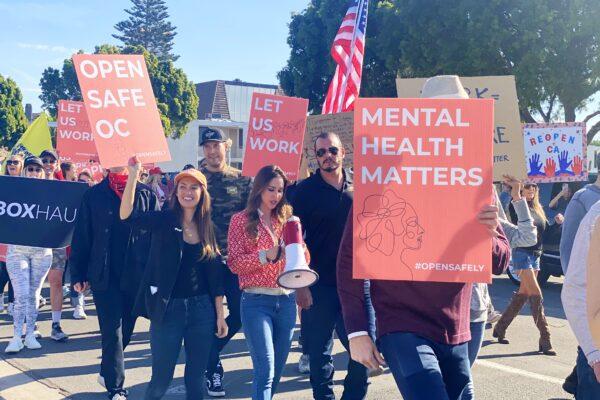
[183, 164, 195, 170]
[199, 127, 226, 146]
[40, 149, 58, 161]
[24, 156, 43, 168]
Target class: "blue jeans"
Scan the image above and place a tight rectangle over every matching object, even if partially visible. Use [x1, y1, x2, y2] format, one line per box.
[207, 266, 242, 375]
[577, 347, 600, 399]
[512, 249, 540, 271]
[379, 332, 471, 400]
[462, 321, 486, 400]
[145, 294, 216, 400]
[304, 283, 374, 400]
[241, 292, 297, 400]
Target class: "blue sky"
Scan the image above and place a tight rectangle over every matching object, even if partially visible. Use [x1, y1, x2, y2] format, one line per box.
[0, 0, 308, 111]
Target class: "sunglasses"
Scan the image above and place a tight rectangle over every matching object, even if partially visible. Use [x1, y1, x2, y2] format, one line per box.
[26, 167, 43, 173]
[315, 146, 340, 158]
[523, 184, 538, 189]
[6, 160, 20, 165]
[42, 158, 57, 164]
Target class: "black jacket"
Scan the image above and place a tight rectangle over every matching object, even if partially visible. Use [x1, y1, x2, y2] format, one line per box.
[126, 209, 225, 323]
[69, 178, 159, 294]
[290, 169, 353, 286]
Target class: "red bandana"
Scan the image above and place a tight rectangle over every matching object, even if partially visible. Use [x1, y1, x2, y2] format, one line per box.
[108, 172, 128, 199]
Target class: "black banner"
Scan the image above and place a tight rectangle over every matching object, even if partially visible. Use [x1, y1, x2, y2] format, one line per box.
[0, 176, 88, 248]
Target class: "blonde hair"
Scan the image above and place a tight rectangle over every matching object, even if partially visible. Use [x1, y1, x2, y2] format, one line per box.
[526, 185, 547, 222]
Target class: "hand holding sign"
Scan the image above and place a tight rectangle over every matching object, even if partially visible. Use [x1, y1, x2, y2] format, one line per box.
[503, 174, 522, 201]
[127, 155, 142, 177]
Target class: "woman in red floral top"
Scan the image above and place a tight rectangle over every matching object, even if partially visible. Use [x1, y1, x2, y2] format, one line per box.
[228, 165, 308, 400]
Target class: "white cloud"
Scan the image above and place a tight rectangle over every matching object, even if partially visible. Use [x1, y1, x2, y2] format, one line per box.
[17, 42, 77, 54]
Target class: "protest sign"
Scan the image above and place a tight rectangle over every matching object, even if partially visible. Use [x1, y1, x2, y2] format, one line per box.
[523, 122, 588, 183]
[353, 98, 494, 283]
[0, 176, 88, 248]
[56, 100, 98, 161]
[73, 54, 171, 168]
[302, 112, 354, 174]
[242, 93, 308, 179]
[396, 76, 525, 181]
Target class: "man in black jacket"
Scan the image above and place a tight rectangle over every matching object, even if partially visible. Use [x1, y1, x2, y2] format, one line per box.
[70, 167, 159, 400]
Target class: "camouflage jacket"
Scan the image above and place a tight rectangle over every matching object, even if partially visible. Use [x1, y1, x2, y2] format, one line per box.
[201, 165, 252, 257]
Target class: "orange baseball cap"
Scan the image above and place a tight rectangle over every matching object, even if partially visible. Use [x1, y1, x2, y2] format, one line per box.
[174, 168, 207, 187]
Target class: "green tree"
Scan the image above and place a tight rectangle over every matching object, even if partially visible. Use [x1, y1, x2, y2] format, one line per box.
[38, 45, 198, 139]
[280, 0, 600, 142]
[113, 0, 178, 61]
[0, 74, 28, 148]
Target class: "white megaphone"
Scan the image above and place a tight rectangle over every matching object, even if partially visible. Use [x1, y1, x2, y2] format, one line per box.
[277, 216, 319, 289]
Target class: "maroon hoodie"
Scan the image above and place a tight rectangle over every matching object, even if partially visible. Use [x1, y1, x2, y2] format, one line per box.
[337, 207, 511, 345]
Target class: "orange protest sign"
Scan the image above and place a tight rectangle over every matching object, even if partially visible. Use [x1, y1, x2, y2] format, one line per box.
[353, 98, 494, 283]
[73, 54, 171, 168]
[242, 93, 308, 180]
[56, 100, 98, 162]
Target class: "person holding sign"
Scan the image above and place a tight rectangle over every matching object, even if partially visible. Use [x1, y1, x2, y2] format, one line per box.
[120, 159, 228, 400]
[336, 76, 511, 400]
[493, 183, 556, 355]
[70, 163, 159, 400]
[4, 156, 54, 354]
[227, 165, 309, 400]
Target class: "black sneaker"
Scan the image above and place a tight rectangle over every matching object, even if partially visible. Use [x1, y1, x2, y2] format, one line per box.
[562, 365, 577, 395]
[206, 371, 225, 397]
[51, 323, 68, 341]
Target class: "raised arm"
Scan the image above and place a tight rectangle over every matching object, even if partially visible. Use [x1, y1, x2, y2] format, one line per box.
[120, 156, 141, 220]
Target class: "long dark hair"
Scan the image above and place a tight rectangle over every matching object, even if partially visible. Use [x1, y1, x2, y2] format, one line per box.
[169, 180, 219, 259]
[244, 165, 292, 239]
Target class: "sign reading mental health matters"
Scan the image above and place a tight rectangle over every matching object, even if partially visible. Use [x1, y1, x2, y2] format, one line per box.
[73, 54, 171, 168]
[523, 122, 588, 183]
[242, 93, 308, 179]
[396, 76, 525, 181]
[0, 176, 88, 248]
[354, 98, 494, 283]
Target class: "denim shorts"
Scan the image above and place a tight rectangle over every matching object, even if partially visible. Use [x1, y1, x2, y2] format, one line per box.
[512, 249, 540, 271]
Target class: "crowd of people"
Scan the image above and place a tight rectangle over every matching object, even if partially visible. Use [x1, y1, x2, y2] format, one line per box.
[0, 76, 599, 400]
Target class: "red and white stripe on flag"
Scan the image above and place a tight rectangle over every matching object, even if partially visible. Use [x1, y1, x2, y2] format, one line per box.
[322, 0, 369, 114]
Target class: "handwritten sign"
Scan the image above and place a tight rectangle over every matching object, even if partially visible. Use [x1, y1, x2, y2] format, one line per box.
[302, 112, 354, 174]
[353, 98, 494, 283]
[242, 93, 308, 179]
[396, 76, 525, 181]
[523, 122, 587, 183]
[73, 54, 171, 168]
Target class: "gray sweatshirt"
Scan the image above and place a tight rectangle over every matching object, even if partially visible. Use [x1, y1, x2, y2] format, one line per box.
[560, 183, 600, 273]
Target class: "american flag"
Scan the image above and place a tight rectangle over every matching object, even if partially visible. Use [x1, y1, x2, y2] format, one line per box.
[321, 0, 369, 114]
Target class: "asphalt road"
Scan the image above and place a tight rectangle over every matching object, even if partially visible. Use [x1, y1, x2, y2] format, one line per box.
[0, 275, 579, 399]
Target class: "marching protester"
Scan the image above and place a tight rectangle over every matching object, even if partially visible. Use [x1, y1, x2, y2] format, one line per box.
[549, 183, 573, 216]
[290, 132, 375, 400]
[61, 161, 78, 181]
[560, 161, 600, 394]
[336, 76, 511, 400]
[493, 182, 555, 355]
[588, 208, 600, 350]
[147, 166, 167, 207]
[562, 200, 600, 398]
[77, 170, 95, 185]
[40, 149, 69, 342]
[70, 162, 159, 400]
[462, 176, 537, 399]
[120, 159, 228, 400]
[227, 164, 309, 400]
[0, 153, 23, 314]
[199, 127, 252, 397]
[4, 156, 53, 353]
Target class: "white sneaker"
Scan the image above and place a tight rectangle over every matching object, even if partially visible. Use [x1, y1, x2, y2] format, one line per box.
[24, 334, 42, 349]
[97, 375, 106, 388]
[110, 393, 127, 400]
[5, 337, 24, 353]
[73, 305, 87, 320]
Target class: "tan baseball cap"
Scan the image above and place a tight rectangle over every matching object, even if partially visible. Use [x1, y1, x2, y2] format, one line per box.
[174, 168, 207, 187]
